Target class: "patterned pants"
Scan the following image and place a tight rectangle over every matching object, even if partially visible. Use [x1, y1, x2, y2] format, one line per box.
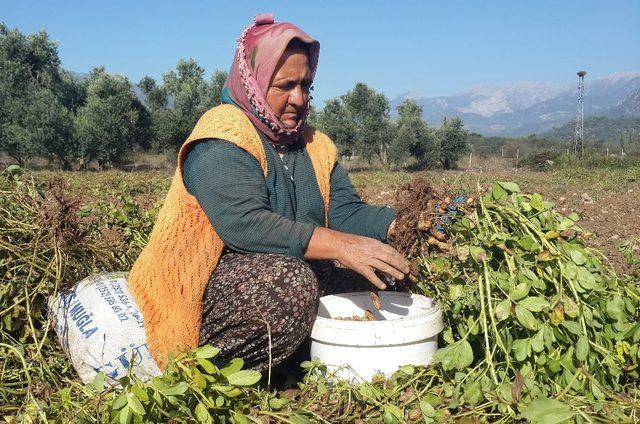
[199, 252, 370, 371]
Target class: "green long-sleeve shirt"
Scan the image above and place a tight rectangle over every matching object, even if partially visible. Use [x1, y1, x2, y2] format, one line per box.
[182, 134, 395, 259]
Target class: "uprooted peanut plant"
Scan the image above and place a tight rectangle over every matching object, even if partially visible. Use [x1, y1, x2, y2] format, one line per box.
[1, 168, 639, 423]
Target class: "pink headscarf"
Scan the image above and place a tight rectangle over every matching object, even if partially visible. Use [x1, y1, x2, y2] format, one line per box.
[222, 14, 320, 144]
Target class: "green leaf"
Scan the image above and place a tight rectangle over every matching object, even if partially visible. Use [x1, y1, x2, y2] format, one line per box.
[382, 411, 399, 424]
[197, 357, 217, 374]
[557, 217, 575, 231]
[545, 230, 560, 240]
[561, 320, 582, 335]
[233, 411, 252, 424]
[151, 377, 167, 390]
[518, 235, 540, 252]
[570, 249, 586, 265]
[562, 296, 579, 318]
[520, 397, 576, 424]
[495, 299, 511, 321]
[567, 212, 580, 222]
[126, 392, 145, 416]
[515, 305, 539, 330]
[512, 339, 531, 361]
[491, 182, 508, 201]
[606, 295, 625, 322]
[509, 283, 530, 301]
[576, 267, 597, 290]
[119, 405, 131, 424]
[195, 402, 212, 424]
[299, 360, 314, 370]
[268, 397, 289, 410]
[576, 335, 590, 361]
[498, 181, 521, 193]
[419, 400, 436, 418]
[152, 389, 163, 407]
[358, 383, 381, 401]
[520, 297, 550, 312]
[112, 393, 127, 410]
[463, 379, 483, 406]
[196, 345, 221, 359]
[192, 369, 207, 389]
[531, 329, 545, 353]
[5, 164, 23, 176]
[529, 193, 547, 211]
[162, 382, 190, 396]
[431, 340, 474, 371]
[90, 372, 105, 392]
[214, 384, 243, 397]
[317, 380, 328, 396]
[384, 404, 404, 420]
[564, 269, 580, 291]
[289, 413, 311, 424]
[469, 246, 488, 262]
[221, 357, 245, 377]
[227, 370, 261, 387]
[399, 365, 415, 375]
[214, 395, 225, 407]
[131, 385, 149, 402]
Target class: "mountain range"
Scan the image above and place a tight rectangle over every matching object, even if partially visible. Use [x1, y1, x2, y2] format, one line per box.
[390, 72, 640, 137]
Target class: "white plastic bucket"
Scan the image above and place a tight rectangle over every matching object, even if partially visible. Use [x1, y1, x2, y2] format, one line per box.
[310, 291, 443, 382]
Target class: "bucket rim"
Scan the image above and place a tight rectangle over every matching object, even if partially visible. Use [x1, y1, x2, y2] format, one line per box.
[310, 292, 444, 346]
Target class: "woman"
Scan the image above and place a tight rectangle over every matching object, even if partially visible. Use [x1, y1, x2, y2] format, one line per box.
[128, 14, 409, 371]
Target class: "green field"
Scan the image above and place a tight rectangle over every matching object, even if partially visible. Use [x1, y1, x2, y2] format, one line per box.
[1, 165, 639, 423]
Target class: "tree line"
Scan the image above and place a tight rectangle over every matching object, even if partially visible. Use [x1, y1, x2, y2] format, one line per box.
[0, 24, 468, 170]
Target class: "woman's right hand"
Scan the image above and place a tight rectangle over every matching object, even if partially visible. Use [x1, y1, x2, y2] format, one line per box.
[305, 227, 410, 290]
[334, 232, 410, 290]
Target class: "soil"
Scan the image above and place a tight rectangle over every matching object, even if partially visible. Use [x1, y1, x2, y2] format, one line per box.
[537, 186, 639, 275]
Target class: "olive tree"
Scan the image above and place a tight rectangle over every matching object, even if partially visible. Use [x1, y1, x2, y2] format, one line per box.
[390, 99, 439, 169]
[75, 67, 150, 168]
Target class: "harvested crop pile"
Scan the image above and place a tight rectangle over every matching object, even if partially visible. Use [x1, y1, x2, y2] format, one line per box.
[335, 309, 376, 321]
[419, 181, 639, 419]
[1, 169, 639, 423]
[388, 175, 472, 259]
[334, 292, 381, 321]
[0, 168, 154, 414]
[370, 290, 382, 310]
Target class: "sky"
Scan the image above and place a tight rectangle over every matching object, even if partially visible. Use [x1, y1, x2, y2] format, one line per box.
[3, 0, 639, 105]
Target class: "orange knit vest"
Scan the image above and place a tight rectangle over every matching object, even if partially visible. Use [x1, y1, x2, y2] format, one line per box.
[128, 104, 338, 369]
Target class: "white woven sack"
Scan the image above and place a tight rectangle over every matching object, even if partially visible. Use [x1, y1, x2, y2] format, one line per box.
[48, 272, 161, 384]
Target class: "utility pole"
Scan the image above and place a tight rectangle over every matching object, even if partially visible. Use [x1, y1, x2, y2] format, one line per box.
[573, 71, 586, 155]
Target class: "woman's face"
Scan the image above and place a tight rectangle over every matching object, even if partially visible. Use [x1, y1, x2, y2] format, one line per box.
[266, 47, 312, 129]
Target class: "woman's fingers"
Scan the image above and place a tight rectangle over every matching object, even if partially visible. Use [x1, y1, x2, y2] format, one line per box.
[334, 233, 410, 290]
[369, 257, 406, 281]
[357, 265, 387, 290]
[376, 244, 410, 274]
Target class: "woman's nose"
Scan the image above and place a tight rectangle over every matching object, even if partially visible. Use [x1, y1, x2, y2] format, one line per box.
[288, 85, 306, 108]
